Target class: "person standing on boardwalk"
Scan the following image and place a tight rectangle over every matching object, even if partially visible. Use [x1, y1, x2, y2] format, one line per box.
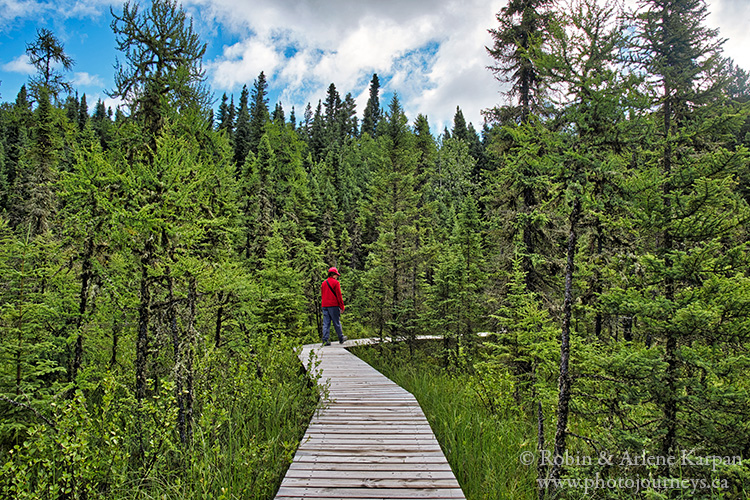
[321, 267, 347, 346]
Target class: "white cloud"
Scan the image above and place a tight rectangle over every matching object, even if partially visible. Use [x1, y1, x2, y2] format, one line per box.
[194, 0, 750, 134]
[0, 0, 45, 26]
[195, 0, 507, 133]
[0, 0, 108, 27]
[72, 71, 104, 88]
[209, 38, 284, 89]
[6, 0, 746, 135]
[2, 54, 35, 75]
[706, 0, 750, 71]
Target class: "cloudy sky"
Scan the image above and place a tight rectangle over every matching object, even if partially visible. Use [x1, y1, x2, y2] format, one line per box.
[1, 0, 748, 134]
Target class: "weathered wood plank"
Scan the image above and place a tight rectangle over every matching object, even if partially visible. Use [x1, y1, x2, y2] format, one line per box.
[275, 486, 465, 499]
[291, 455, 450, 464]
[287, 462, 455, 472]
[284, 470, 458, 480]
[280, 478, 462, 489]
[274, 341, 466, 499]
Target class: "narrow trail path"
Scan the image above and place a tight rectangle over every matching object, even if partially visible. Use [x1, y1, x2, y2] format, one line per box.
[274, 340, 466, 499]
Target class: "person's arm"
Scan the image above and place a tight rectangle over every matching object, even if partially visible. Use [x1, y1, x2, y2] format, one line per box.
[337, 281, 345, 312]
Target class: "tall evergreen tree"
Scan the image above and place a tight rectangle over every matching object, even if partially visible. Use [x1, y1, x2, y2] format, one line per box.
[1, 87, 33, 209]
[484, 0, 558, 297]
[362, 95, 425, 346]
[272, 102, 285, 126]
[323, 83, 342, 148]
[9, 88, 59, 235]
[239, 135, 274, 265]
[361, 73, 381, 137]
[300, 102, 313, 141]
[248, 71, 270, 153]
[91, 99, 113, 150]
[216, 92, 234, 136]
[64, 94, 79, 125]
[77, 94, 89, 132]
[340, 93, 359, 139]
[289, 106, 297, 130]
[621, 0, 750, 466]
[309, 101, 326, 161]
[452, 106, 470, 142]
[234, 85, 251, 167]
[486, 0, 555, 124]
[426, 195, 487, 366]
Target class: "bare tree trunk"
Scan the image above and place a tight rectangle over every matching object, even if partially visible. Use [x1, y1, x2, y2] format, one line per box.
[135, 244, 153, 403]
[215, 291, 224, 348]
[110, 312, 121, 368]
[660, 85, 677, 473]
[167, 271, 188, 445]
[185, 275, 196, 441]
[71, 237, 94, 383]
[550, 197, 580, 484]
[536, 400, 547, 500]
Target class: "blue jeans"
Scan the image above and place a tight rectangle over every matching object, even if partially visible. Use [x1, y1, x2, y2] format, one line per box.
[322, 307, 344, 343]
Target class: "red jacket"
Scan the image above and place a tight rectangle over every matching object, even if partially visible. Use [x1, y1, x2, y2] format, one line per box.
[321, 277, 345, 311]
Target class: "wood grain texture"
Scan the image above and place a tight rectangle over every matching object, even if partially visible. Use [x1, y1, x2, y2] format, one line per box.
[274, 341, 466, 499]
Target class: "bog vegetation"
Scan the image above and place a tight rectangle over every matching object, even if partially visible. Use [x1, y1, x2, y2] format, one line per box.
[1, 0, 749, 498]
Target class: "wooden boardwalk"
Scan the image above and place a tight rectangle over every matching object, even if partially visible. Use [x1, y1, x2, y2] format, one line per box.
[274, 340, 466, 499]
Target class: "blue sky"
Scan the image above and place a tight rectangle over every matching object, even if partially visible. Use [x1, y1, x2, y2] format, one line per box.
[1, 0, 749, 134]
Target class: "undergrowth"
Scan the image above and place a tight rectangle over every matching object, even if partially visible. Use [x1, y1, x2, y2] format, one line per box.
[351, 341, 538, 500]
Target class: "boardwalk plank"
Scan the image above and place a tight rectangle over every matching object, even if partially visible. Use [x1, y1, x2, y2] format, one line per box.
[276, 487, 465, 499]
[274, 342, 465, 500]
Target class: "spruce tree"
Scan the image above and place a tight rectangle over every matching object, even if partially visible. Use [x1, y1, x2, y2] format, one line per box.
[255, 223, 307, 339]
[426, 196, 487, 367]
[1, 87, 33, 209]
[64, 94, 79, 124]
[9, 88, 59, 235]
[234, 85, 251, 167]
[362, 95, 425, 346]
[216, 92, 234, 135]
[340, 93, 358, 139]
[289, 106, 297, 130]
[323, 83, 343, 149]
[451, 106, 470, 142]
[264, 120, 314, 235]
[77, 94, 88, 132]
[272, 102, 285, 126]
[361, 73, 381, 137]
[239, 135, 275, 265]
[309, 101, 326, 160]
[248, 71, 270, 153]
[91, 99, 113, 150]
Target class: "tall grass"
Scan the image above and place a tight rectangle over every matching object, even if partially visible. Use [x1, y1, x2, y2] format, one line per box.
[352, 342, 538, 500]
[0, 340, 318, 500]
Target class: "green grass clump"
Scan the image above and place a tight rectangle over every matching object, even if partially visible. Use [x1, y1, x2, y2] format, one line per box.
[352, 342, 538, 500]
